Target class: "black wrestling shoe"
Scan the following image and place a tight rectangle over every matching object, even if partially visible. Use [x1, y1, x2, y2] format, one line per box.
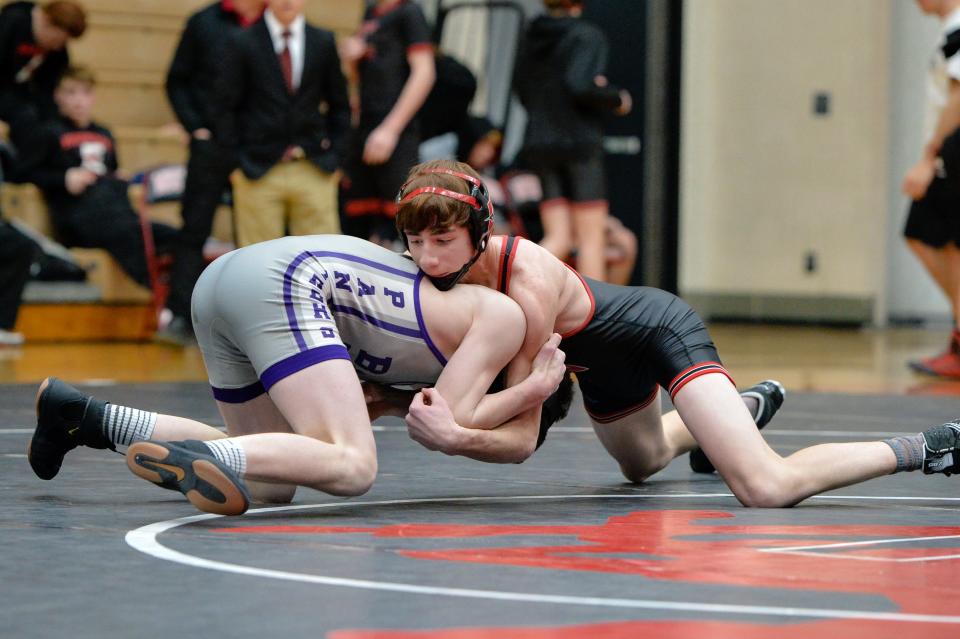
[689, 379, 786, 474]
[28, 377, 113, 480]
[921, 421, 960, 476]
[126, 440, 251, 516]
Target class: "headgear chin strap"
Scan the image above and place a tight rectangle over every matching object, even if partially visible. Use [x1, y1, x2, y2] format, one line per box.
[396, 168, 495, 291]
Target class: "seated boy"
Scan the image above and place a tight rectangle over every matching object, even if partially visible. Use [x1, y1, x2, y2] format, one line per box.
[18, 65, 177, 288]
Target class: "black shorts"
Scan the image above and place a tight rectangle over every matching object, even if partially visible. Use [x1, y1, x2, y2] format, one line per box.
[559, 278, 733, 424]
[903, 174, 960, 248]
[342, 126, 421, 233]
[524, 146, 607, 204]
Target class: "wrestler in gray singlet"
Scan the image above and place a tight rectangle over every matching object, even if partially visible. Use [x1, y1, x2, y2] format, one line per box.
[191, 235, 447, 403]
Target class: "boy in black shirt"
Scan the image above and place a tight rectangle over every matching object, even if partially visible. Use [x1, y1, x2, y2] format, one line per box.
[21, 66, 178, 289]
[340, 0, 434, 246]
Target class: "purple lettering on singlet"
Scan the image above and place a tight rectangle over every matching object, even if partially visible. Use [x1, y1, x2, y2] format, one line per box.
[355, 349, 392, 375]
[320, 327, 335, 339]
[309, 272, 327, 287]
[309, 288, 324, 302]
[334, 271, 352, 292]
[313, 302, 331, 320]
[358, 278, 375, 297]
[383, 287, 405, 308]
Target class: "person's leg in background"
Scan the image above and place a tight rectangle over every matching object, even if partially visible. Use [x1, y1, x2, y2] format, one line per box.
[0, 221, 37, 345]
[904, 176, 960, 375]
[538, 197, 574, 264]
[287, 161, 341, 236]
[342, 129, 389, 244]
[230, 167, 287, 248]
[565, 149, 610, 281]
[604, 216, 637, 285]
[157, 139, 235, 345]
[569, 200, 609, 281]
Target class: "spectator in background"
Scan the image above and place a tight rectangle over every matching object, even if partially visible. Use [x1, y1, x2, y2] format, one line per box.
[418, 50, 502, 171]
[339, 0, 435, 247]
[513, 0, 631, 282]
[19, 66, 178, 288]
[212, 0, 349, 248]
[904, 0, 960, 378]
[0, 1, 85, 157]
[0, 219, 34, 346]
[157, 0, 265, 346]
[0, 141, 35, 346]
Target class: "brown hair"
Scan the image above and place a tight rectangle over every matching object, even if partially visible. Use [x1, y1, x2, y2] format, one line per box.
[59, 65, 96, 87]
[395, 159, 482, 236]
[543, 0, 582, 9]
[42, 1, 87, 38]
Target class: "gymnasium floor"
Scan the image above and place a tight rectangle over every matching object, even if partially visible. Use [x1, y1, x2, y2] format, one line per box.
[3, 324, 960, 639]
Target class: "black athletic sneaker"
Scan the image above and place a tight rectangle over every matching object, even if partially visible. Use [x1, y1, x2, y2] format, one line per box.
[126, 440, 251, 516]
[28, 377, 113, 480]
[921, 421, 960, 476]
[689, 379, 786, 474]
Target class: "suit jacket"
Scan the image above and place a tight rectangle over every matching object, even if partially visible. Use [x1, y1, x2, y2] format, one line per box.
[212, 19, 350, 179]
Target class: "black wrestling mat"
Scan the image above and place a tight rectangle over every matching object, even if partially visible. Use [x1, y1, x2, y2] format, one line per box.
[3, 382, 959, 639]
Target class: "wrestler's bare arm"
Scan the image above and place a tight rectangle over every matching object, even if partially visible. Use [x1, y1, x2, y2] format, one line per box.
[433, 288, 538, 428]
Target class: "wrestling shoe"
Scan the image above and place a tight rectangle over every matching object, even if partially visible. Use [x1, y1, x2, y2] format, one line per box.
[126, 440, 251, 516]
[689, 379, 786, 474]
[921, 421, 960, 476]
[28, 377, 113, 480]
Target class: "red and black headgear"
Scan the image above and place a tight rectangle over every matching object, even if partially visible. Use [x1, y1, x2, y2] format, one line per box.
[396, 167, 494, 291]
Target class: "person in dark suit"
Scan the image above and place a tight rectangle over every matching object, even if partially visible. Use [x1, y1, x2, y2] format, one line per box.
[212, 0, 350, 247]
[156, 0, 264, 346]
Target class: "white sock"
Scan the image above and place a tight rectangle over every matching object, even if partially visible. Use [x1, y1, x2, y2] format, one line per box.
[102, 404, 157, 446]
[201, 439, 247, 476]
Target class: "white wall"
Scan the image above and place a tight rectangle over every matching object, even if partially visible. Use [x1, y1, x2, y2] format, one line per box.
[679, 0, 891, 321]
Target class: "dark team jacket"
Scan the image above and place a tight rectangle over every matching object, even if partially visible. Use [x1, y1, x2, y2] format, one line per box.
[356, 0, 433, 127]
[211, 18, 350, 179]
[0, 1, 68, 128]
[165, 1, 260, 135]
[513, 14, 624, 154]
[19, 115, 121, 219]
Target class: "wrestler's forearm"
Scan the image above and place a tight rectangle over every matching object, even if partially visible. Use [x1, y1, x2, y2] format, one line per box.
[448, 416, 538, 463]
[464, 376, 548, 430]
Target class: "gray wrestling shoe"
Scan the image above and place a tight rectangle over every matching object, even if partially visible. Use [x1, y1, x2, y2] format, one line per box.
[689, 379, 786, 474]
[127, 440, 251, 516]
[921, 421, 960, 476]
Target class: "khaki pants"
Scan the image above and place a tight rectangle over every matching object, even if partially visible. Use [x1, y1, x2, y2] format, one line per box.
[231, 161, 340, 247]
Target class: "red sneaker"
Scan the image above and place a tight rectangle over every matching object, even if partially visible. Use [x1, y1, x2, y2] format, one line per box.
[914, 351, 960, 379]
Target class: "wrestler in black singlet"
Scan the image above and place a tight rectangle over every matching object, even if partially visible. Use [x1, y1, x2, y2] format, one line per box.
[496, 237, 733, 434]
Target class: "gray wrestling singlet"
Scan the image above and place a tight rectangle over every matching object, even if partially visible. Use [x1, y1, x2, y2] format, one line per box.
[191, 235, 447, 402]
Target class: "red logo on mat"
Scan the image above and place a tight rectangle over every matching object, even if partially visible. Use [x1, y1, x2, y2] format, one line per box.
[217, 510, 960, 638]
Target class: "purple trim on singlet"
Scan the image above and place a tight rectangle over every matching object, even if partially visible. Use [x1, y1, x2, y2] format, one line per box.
[260, 344, 352, 390]
[413, 270, 448, 366]
[329, 302, 423, 338]
[283, 250, 419, 350]
[211, 380, 267, 404]
[283, 251, 314, 351]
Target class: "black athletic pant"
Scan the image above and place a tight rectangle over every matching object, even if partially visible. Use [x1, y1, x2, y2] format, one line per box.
[53, 179, 179, 289]
[165, 139, 235, 319]
[0, 221, 36, 329]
